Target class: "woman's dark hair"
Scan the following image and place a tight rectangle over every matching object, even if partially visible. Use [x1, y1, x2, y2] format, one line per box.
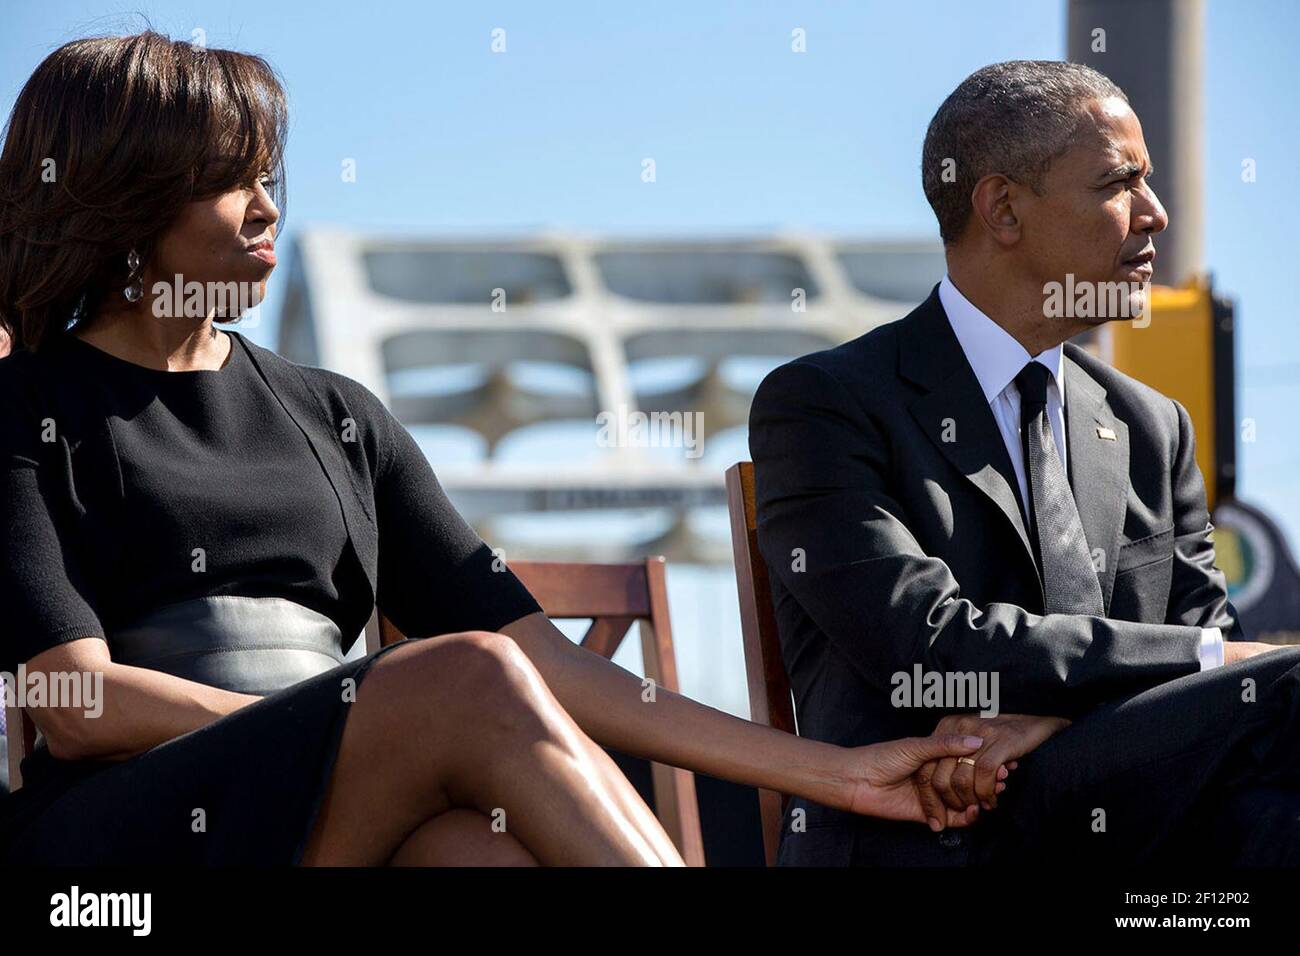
[0, 30, 288, 351]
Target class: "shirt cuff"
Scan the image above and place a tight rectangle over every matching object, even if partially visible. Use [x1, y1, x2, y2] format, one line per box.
[1198, 627, 1225, 671]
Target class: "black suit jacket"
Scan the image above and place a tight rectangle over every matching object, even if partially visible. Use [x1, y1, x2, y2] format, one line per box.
[747, 284, 1243, 865]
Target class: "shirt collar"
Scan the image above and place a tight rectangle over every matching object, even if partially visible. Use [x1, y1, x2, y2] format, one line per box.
[937, 273, 1065, 404]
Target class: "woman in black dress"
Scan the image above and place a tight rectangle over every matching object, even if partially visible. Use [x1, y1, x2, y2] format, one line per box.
[0, 32, 1048, 866]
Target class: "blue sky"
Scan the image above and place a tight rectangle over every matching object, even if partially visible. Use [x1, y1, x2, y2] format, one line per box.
[4, 0, 1298, 541]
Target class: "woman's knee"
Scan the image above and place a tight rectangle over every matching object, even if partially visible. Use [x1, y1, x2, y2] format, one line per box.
[429, 630, 540, 694]
[371, 629, 549, 726]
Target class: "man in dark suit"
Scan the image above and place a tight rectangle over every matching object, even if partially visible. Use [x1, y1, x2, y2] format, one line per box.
[749, 60, 1300, 866]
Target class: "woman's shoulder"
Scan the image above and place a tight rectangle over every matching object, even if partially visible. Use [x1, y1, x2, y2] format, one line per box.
[0, 348, 57, 457]
[0, 345, 44, 384]
[302, 365, 388, 417]
[234, 333, 400, 475]
[0, 347, 50, 413]
[236, 333, 387, 412]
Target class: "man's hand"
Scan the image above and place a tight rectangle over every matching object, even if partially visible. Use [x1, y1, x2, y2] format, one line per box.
[1223, 641, 1285, 665]
[916, 713, 1071, 827]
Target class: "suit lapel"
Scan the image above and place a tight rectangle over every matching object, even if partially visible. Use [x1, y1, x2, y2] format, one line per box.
[900, 288, 1040, 590]
[1063, 351, 1129, 612]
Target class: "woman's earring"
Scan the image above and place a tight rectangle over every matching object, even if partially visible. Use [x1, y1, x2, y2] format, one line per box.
[123, 248, 143, 303]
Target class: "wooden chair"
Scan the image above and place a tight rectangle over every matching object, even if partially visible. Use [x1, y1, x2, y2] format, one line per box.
[724, 461, 797, 866]
[7, 557, 707, 867]
[365, 556, 708, 867]
[3, 687, 35, 792]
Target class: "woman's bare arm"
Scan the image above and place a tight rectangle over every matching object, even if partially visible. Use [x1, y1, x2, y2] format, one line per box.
[19, 637, 260, 762]
[498, 611, 988, 824]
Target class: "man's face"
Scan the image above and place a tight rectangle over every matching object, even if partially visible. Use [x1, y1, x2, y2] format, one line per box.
[1016, 96, 1168, 322]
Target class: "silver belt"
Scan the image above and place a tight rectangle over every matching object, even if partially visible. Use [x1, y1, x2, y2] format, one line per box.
[108, 595, 347, 697]
[29, 595, 347, 755]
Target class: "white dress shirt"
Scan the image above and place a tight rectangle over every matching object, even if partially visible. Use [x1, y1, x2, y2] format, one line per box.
[937, 274, 1223, 670]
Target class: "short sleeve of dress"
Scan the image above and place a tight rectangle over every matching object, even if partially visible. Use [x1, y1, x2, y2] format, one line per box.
[359, 385, 544, 638]
[0, 357, 106, 674]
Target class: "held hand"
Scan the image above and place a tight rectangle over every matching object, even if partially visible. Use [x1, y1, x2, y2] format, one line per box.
[917, 713, 1071, 822]
[840, 733, 989, 829]
[1223, 641, 1285, 665]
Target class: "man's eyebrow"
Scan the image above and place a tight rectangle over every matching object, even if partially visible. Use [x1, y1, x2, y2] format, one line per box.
[1097, 160, 1154, 180]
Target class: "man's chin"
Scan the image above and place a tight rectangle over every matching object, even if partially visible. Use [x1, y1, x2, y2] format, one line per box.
[1041, 272, 1151, 323]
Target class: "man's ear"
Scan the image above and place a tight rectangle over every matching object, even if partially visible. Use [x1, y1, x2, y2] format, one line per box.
[969, 173, 1023, 248]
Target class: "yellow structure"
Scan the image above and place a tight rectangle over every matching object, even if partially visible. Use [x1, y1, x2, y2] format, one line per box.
[1105, 276, 1222, 508]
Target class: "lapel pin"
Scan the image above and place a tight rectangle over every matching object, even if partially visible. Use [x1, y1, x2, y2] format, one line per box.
[1096, 426, 1117, 441]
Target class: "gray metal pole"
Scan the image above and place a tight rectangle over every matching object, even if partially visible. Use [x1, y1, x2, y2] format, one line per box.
[1067, 0, 1204, 287]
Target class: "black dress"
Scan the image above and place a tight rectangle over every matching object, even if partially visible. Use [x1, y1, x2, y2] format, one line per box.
[0, 330, 543, 864]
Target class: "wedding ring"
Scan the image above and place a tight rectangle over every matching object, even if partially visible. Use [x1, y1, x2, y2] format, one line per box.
[957, 757, 977, 767]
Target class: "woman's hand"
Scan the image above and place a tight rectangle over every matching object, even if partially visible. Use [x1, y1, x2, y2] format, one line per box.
[917, 713, 1072, 824]
[837, 733, 993, 829]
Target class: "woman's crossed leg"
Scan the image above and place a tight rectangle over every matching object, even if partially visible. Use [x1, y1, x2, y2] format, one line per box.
[300, 630, 685, 866]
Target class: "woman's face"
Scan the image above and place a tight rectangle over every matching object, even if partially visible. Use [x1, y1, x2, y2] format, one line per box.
[145, 172, 280, 318]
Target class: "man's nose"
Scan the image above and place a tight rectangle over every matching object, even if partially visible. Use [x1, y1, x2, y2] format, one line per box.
[1135, 182, 1169, 235]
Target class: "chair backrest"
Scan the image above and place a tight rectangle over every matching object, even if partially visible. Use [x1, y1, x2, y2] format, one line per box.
[366, 556, 707, 868]
[4, 688, 37, 792]
[724, 461, 796, 866]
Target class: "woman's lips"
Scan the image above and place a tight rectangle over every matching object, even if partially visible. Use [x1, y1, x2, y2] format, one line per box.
[247, 246, 276, 265]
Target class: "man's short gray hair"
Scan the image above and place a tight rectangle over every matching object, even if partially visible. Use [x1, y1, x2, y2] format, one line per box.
[921, 60, 1128, 244]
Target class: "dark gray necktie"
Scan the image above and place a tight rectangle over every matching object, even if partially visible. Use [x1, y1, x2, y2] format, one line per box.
[1015, 361, 1105, 616]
